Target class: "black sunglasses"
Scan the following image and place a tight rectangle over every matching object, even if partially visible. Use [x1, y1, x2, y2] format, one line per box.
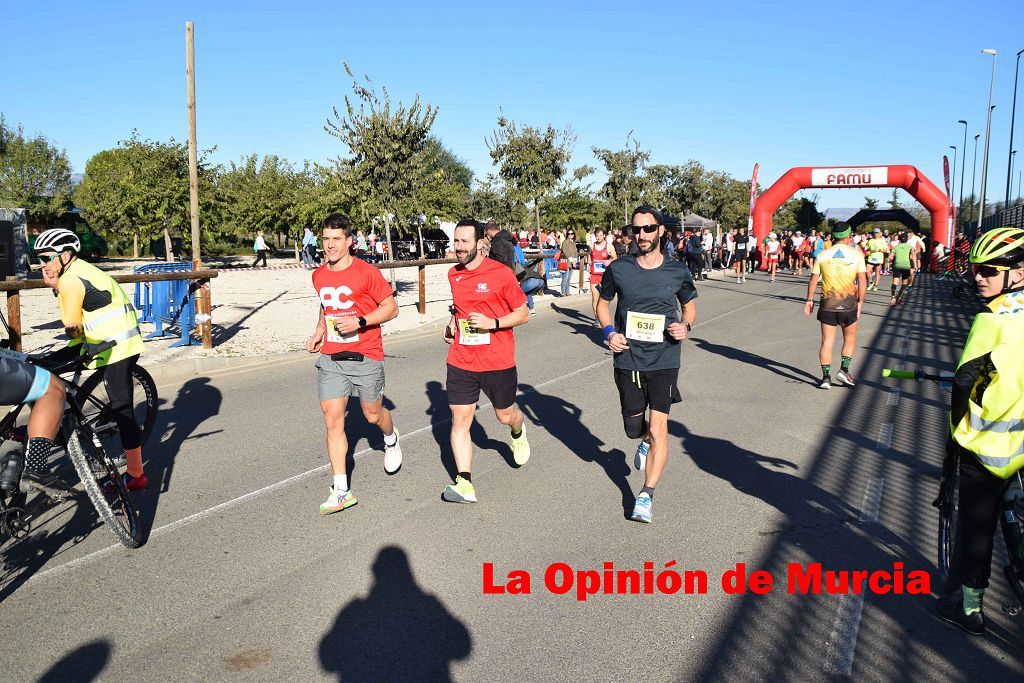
[973, 263, 1010, 278]
[636, 225, 661, 234]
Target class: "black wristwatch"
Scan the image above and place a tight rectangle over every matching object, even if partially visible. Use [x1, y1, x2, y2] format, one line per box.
[685, 322, 692, 332]
[357, 316, 367, 329]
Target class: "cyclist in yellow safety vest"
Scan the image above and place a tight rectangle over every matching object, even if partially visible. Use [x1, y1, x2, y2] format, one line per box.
[938, 227, 1024, 635]
[33, 228, 149, 491]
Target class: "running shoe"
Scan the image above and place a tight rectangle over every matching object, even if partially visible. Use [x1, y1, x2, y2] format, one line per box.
[102, 472, 148, 493]
[530, 309, 536, 316]
[742, 276, 746, 283]
[819, 378, 831, 390]
[320, 486, 357, 515]
[890, 296, 897, 306]
[631, 493, 653, 523]
[937, 599, 985, 635]
[383, 429, 402, 474]
[442, 475, 477, 503]
[511, 425, 530, 466]
[736, 277, 741, 284]
[633, 440, 650, 471]
[834, 370, 856, 387]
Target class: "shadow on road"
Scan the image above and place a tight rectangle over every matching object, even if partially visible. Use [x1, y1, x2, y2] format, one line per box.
[338, 396, 397, 479]
[690, 336, 821, 386]
[38, 639, 111, 683]
[135, 377, 223, 541]
[319, 546, 471, 682]
[425, 381, 515, 479]
[518, 383, 634, 516]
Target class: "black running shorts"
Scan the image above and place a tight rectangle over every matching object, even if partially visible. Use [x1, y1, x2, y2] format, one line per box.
[817, 308, 859, 327]
[614, 368, 681, 415]
[892, 268, 911, 280]
[446, 364, 518, 409]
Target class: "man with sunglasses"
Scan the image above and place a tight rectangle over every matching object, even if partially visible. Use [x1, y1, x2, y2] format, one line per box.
[938, 227, 1024, 634]
[597, 205, 698, 523]
[32, 228, 148, 490]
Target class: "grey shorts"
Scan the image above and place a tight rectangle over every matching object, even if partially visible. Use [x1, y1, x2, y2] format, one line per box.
[315, 355, 386, 404]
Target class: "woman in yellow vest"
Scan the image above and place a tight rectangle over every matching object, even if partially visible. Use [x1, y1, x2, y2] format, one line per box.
[34, 229, 148, 491]
[939, 227, 1024, 634]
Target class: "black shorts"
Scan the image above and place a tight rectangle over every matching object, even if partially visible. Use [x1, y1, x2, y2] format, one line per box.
[446, 364, 518, 409]
[614, 368, 681, 416]
[0, 356, 46, 405]
[892, 268, 911, 280]
[817, 308, 859, 327]
[734, 252, 748, 262]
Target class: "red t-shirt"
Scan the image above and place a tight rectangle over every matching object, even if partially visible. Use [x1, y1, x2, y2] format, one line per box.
[312, 258, 394, 361]
[447, 258, 527, 372]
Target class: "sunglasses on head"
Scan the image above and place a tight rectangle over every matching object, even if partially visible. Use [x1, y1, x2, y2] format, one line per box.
[973, 263, 1011, 278]
[636, 225, 661, 234]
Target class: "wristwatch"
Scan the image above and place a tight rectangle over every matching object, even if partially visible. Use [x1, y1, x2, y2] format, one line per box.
[685, 322, 692, 332]
[357, 316, 367, 328]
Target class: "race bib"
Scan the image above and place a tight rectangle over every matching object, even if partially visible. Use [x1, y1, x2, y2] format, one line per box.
[0, 347, 28, 362]
[625, 311, 666, 342]
[868, 254, 883, 265]
[593, 261, 607, 273]
[326, 315, 359, 344]
[458, 319, 491, 346]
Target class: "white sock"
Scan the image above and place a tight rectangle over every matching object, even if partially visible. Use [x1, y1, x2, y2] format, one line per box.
[333, 474, 348, 492]
[384, 430, 398, 447]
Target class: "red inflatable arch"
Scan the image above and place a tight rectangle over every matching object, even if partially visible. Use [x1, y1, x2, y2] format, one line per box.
[752, 165, 950, 256]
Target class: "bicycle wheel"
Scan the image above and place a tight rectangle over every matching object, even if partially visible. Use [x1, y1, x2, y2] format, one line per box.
[936, 464, 961, 593]
[76, 364, 158, 449]
[63, 415, 142, 548]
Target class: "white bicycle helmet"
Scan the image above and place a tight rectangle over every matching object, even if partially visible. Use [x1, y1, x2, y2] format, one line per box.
[33, 228, 81, 255]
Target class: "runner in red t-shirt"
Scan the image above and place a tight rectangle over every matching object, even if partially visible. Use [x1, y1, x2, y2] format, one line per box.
[440, 219, 531, 503]
[307, 214, 402, 515]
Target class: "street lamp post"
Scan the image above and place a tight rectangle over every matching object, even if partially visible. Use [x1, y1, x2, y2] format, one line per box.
[958, 119, 968, 225]
[978, 49, 998, 233]
[971, 133, 980, 223]
[1012, 150, 1018, 205]
[1006, 49, 1023, 207]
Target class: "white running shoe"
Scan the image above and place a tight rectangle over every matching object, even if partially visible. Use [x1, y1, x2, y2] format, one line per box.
[384, 429, 402, 474]
[320, 487, 357, 515]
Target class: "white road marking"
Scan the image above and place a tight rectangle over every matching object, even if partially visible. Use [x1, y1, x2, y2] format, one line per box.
[876, 423, 893, 450]
[887, 388, 900, 406]
[823, 477, 885, 676]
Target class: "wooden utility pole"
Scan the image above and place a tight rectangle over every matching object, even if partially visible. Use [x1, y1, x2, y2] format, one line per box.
[186, 21, 212, 349]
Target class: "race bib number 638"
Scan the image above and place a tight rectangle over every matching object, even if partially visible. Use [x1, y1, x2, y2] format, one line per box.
[624, 311, 666, 342]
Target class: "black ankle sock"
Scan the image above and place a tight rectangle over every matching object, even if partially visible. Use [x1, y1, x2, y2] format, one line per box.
[841, 356, 852, 372]
[458, 471, 472, 482]
[641, 486, 655, 499]
[25, 437, 54, 473]
[511, 427, 522, 440]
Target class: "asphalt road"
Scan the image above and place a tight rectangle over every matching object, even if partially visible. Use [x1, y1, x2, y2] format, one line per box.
[1, 269, 1021, 682]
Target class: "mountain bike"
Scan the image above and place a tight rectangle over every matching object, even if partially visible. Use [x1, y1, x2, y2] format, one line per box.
[1, 341, 143, 548]
[882, 368, 1024, 614]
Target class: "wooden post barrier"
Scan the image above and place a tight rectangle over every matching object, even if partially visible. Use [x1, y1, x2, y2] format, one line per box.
[418, 264, 427, 315]
[1, 270, 219, 352]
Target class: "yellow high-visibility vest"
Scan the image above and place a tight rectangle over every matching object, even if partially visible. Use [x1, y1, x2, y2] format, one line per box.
[951, 290, 1024, 478]
[59, 259, 144, 369]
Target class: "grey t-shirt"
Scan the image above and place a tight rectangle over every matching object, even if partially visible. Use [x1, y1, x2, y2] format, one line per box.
[599, 255, 698, 371]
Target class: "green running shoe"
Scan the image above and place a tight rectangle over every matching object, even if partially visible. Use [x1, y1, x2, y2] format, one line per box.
[320, 487, 357, 515]
[511, 425, 530, 466]
[442, 475, 477, 503]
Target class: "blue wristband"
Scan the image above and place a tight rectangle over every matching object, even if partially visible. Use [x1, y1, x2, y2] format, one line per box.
[602, 325, 616, 340]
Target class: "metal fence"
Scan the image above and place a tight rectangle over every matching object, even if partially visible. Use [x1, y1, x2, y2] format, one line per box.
[969, 203, 1024, 237]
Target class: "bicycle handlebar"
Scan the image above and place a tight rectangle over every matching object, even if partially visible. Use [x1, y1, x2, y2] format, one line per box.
[28, 340, 119, 375]
[882, 368, 954, 383]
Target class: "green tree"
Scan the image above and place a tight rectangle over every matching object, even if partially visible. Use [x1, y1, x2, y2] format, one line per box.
[888, 189, 902, 210]
[592, 134, 650, 225]
[0, 116, 73, 223]
[400, 137, 473, 225]
[487, 114, 574, 232]
[74, 133, 215, 257]
[863, 196, 879, 210]
[217, 154, 302, 248]
[466, 175, 527, 228]
[325, 64, 437, 281]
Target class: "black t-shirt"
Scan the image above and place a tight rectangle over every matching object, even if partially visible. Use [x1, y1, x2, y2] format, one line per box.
[600, 255, 698, 371]
[735, 234, 748, 252]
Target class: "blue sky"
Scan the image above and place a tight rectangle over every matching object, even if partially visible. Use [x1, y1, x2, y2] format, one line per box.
[5, 0, 1024, 212]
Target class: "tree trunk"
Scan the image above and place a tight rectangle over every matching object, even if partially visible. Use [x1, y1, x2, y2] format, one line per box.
[417, 226, 425, 260]
[384, 213, 397, 291]
[163, 226, 174, 262]
[133, 230, 139, 259]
